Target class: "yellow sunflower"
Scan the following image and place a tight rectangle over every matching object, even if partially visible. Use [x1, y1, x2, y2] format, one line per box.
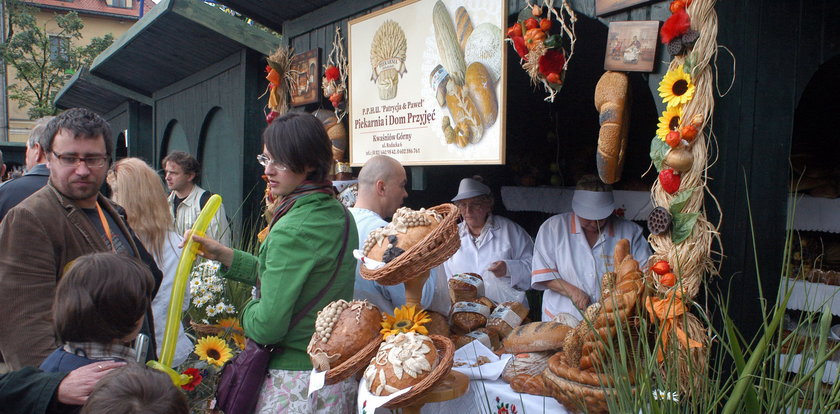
[194, 335, 233, 367]
[217, 317, 246, 350]
[658, 65, 695, 108]
[380, 305, 431, 339]
[657, 105, 684, 141]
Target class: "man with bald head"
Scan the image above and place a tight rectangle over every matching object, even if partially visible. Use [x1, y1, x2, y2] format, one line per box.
[350, 155, 445, 313]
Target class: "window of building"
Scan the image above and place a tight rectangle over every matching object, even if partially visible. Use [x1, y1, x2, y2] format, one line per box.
[49, 35, 69, 64]
[106, 0, 133, 8]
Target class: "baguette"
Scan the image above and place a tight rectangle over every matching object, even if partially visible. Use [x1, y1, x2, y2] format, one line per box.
[503, 322, 570, 353]
[594, 71, 630, 184]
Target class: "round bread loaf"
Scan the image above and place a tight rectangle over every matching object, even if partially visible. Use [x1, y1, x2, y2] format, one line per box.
[362, 207, 443, 263]
[502, 322, 570, 353]
[363, 332, 438, 396]
[307, 300, 382, 371]
[448, 273, 483, 303]
[486, 301, 529, 338]
[450, 300, 491, 332]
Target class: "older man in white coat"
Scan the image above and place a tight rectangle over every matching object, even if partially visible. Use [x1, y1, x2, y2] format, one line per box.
[443, 177, 533, 306]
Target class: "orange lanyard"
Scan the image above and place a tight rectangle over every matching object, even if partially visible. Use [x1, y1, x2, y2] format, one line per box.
[95, 202, 116, 252]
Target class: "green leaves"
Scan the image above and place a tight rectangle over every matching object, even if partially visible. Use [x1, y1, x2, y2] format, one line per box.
[671, 211, 699, 244]
[669, 188, 696, 214]
[650, 136, 670, 172]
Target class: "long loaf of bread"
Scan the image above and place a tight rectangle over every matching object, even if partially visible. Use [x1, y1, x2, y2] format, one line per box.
[594, 71, 630, 184]
[503, 322, 570, 353]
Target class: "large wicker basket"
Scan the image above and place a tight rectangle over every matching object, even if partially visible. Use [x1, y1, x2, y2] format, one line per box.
[382, 335, 456, 409]
[323, 336, 382, 385]
[542, 353, 635, 414]
[360, 203, 461, 286]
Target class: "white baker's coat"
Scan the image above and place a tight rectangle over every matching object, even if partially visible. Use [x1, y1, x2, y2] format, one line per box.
[531, 213, 651, 322]
[443, 214, 534, 306]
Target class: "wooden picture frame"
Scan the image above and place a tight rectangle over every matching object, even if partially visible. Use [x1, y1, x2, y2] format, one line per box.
[604, 20, 659, 72]
[290, 48, 321, 106]
[596, 0, 652, 16]
[347, 0, 507, 166]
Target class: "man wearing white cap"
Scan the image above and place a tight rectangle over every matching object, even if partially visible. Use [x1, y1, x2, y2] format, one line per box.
[443, 177, 533, 306]
[531, 175, 650, 322]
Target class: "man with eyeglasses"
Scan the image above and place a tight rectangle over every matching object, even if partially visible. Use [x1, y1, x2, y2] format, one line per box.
[0, 108, 162, 370]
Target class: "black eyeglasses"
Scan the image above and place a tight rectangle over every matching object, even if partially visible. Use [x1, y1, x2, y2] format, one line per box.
[51, 152, 109, 168]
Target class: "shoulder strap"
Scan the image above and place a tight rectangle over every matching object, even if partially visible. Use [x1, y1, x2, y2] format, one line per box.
[199, 190, 213, 210]
[271, 207, 351, 350]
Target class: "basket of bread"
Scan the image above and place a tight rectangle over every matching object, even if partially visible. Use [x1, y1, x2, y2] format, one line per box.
[359, 204, 460, 286]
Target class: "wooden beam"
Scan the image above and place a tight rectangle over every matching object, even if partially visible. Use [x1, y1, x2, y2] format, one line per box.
[283, 0, 390, 39]
[83, 70, 155, 106]
[171, 0, 280, 56]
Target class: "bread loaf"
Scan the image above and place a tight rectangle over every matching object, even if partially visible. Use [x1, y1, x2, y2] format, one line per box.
[501, 351, 552, 382]
[486, 301, 528, 338]
[503, 322, 570, 353]
[464, 23, 503, 83]
[445, 79, 484, 147]
[425, 310, 451, 337]
[450, 300, 491, 332]
[594, 71, 630, 184]
[363, 332, 438, 396]
[454, 7, 473, 52]
[463, 62, 497, 129]
[451, 327, 499, 350]
[448, 273, 483, 303]
[509, 373, 551, 396]
[432, 0, 466, 85]
[307, 300, 382, 371]
[362, 207, 443, 263]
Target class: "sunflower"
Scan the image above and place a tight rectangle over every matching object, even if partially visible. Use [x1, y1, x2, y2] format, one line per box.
[658, 65, 695, 108]
[657, 105, 684, 141]
[217, 317, 247, 350]
[380, 305, 431, 339]
[194, 336, 233, 367]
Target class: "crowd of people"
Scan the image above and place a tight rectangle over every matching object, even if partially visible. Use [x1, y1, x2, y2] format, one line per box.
[0, 107, 651, 413]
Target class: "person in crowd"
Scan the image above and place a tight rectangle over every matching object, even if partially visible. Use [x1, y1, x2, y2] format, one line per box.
[0, 361, 125, 414]
[80, 364, 188, 414]
[531, 175, 651, 323]
[188, 112, 358, 413]
[350, 155, 448, 314]
[107, 158, 193, 367]
[0, 149, 6, 182]
[163, 150, 231, 247]
[40, 253, 154, 372]
[443, 177, 534, 306]
[0, 108, 162, 370]
[0, 116, 54, 220]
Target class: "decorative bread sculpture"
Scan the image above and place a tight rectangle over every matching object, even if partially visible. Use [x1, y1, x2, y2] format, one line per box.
[362, 207, 443, 263]
[486, 301, 529, 338]
[594, 71, 630, 184]
[307, 299, 382, 371]
[502, 322, 570, 353]
[363, 332, 438, 396]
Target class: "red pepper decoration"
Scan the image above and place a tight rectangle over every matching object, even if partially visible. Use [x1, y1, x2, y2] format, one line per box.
[661, 9, 691, 44]
[324, 65, 340, 82]
[659, 169, 681, 194]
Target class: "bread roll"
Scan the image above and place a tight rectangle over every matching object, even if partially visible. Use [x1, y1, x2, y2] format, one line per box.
[486, 301, 529, 338]
[594, 71, 630, 184]
[450, 300, 491, 332]
[464, 62, 497, 128]
[501, 351, 552, 382]
[448, 273, 483, 303]
[503, 322, 570, 353]
[307, 300, 382, 371]
[363, 332, 438, 396]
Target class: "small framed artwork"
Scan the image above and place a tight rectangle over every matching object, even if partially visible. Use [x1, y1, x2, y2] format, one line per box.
[596, 0, 652, 16]
[604, 20, 659, 72]
[290, 48, 321, 106]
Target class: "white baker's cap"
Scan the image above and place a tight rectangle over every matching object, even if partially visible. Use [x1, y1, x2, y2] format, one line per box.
[451, 178, 491, 202]
[572, 190, 615, 220]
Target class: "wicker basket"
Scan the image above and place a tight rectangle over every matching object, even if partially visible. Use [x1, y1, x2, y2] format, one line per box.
[360, 204, 461, 286]
[382, 335, 455, 409]
[324, 336, 382, 385]
[542, 353, 632, 414]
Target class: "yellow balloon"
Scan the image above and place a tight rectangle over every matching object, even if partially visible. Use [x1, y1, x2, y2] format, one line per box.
[152, 194, 221, 380]
[147, 360, 192, 386]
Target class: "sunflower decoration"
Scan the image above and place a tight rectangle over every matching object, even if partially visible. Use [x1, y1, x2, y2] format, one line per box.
[217, 317, 246, 350]
[194, 335, 233, 367]
[380, 305, 431, 339]
[658, 65, 695, 108]
[657, 105, 684, 141]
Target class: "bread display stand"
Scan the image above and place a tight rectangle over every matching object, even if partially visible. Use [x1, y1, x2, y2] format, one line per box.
[360, 203, 468, 412]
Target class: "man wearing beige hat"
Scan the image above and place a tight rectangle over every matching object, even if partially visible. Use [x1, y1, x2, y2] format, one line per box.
[443, 177, 533, 306]
[531, 175, 651, 322]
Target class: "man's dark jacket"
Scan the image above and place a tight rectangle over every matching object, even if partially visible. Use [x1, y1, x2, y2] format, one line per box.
[0, 163, 50, 221]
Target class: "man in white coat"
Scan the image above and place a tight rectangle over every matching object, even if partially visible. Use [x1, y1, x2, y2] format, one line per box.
[350, 155, 448, 314]
[531, 176, 651, 322]
[443, 177, 533, 306]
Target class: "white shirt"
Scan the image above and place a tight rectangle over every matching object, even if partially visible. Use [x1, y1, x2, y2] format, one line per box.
[531, 213, 651, 322]
[168, 185, 231, 247]
[443, 214, 533, 306]
[151, 231, 193, 367]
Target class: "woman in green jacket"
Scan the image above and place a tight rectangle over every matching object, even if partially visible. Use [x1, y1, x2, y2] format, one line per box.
[191, 112, 358, 413]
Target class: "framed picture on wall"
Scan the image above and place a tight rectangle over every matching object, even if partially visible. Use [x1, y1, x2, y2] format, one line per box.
[290, 48, 321, 106]
[596, 0, 652, 16]
[604, 20, 659, 72]
[347, 0, 508, 166]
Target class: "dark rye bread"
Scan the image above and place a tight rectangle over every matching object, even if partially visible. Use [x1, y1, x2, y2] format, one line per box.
[502, 322, 571, 353]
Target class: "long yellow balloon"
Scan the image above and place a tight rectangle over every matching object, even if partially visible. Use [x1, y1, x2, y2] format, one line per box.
[148, 194, 222, 384]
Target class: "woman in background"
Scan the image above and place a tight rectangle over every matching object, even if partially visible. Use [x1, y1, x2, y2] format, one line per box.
[108, 158, 193, 367]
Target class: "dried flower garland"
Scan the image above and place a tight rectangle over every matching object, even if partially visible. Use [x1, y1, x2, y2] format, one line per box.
[322, 27, 349, 121]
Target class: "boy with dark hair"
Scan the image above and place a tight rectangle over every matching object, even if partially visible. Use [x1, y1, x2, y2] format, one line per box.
[80, 364, 188, 414]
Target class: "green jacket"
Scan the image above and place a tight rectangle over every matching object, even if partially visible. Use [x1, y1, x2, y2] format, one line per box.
[0, 367, 71, 414]
[221, 193, 358, 370]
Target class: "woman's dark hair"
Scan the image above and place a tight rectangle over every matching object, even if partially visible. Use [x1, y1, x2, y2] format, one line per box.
[54, 252, 154, 344]
[80, 364, 188, 414]
[263, 112, 333, 182]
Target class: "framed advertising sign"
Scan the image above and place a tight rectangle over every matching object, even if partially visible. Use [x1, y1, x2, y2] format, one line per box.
[348, 0, 507, 166]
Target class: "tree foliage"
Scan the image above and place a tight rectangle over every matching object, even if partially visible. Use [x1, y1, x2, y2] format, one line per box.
[1, 0, 114, 118]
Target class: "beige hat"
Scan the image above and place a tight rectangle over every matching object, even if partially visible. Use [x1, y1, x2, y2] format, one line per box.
[452, 178, 490, 202]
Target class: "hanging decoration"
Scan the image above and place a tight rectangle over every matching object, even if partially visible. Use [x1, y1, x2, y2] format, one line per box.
[323, 27, 349, 121]
[505, 0, 576, 102]
[262, 46, 298, 124]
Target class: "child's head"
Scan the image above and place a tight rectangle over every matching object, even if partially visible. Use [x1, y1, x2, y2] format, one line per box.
[54, 252, 155, 344]
[80, 363, 188, 414]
